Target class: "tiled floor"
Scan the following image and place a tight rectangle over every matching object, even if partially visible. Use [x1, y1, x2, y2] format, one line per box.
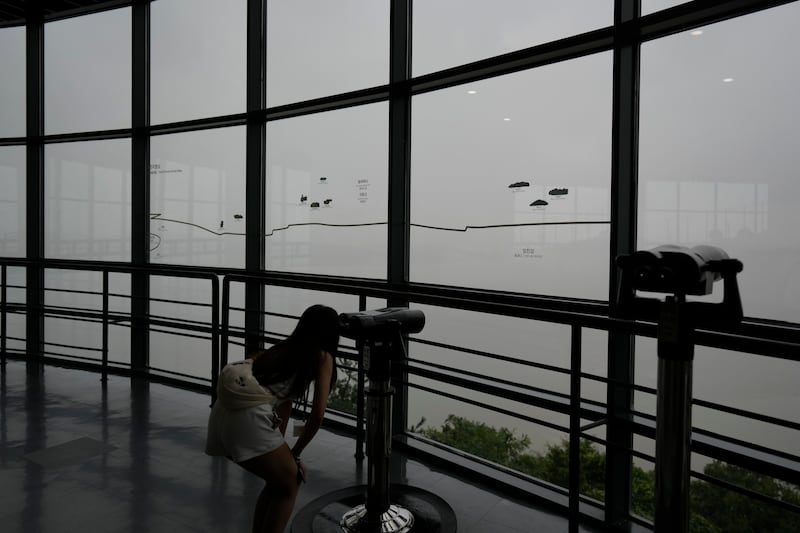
[0, 360, 594, 533]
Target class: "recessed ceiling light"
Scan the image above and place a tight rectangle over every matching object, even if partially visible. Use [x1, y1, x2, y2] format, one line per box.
[723, 78, 734, 83]
[467, 90, 477, 94]
[503, 118, 511, 122]
[690, 30, 704, 36]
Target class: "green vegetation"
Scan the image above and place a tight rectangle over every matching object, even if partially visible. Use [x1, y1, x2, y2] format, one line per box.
[691, 461, 800, 533]
[328, 358, 360, 414]
[329, 373, 799, 532]
[412, 415, 800, 532]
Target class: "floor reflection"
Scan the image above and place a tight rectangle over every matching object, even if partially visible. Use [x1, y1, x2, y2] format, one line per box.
[0, 360, 583, 533]
[22, 363, 45, 533]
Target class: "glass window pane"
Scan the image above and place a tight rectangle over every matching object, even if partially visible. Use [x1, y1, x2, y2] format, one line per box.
[407, 304, 571, 466]
[149, 275, 217, 380]
[263, 287, 357, 336]
[639, 3, 800, 323]
[693, 345, 798, 457]
[44, 269, 104, 362]
[266, 1, 389, 107]
[0, 147, 26, 257]
[151, 0, 246, 124]
[107, 272, 132, 366]
[413, 1, 613, 76]
[45, 8, 131, 134]
[218, 283, 358, 365]
[642, 1, 690, 16]
[45, 140, 132, 261]
[635, 337, 798, 459]
[41, 269, 131, 367]
[265, 104, 388, 278]
[412, 304, 572, 392]
[261, 286, 358, 361]
[0, 27, 25, 137]
[582, 328, 608, 406]
[150, 126, 246, 269]
[4, 266, 26, 354]
[411, 53, 612, 299]
[408, 383, 569, 465]
[633, 337, 658, 419]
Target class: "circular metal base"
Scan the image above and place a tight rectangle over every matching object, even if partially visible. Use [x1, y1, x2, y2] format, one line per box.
[291, 484, 457, 533]
[340, 503, 414, 533]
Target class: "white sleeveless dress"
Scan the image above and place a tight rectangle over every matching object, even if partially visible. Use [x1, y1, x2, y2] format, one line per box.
[205, 359, 295, 462]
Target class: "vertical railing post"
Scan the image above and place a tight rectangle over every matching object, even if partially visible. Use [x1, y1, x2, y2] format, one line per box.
[217, 275, 231, 406]
[101, 270, 109, 381]
[569, 325, 583, 533]
[1, 264, 7, 368]
[211, 275, 220, 406]
[355, 293, 367, 460]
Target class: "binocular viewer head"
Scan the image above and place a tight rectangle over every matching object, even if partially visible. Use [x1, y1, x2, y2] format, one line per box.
[339, 307, 426, 340]
[617, 244, 741, 296]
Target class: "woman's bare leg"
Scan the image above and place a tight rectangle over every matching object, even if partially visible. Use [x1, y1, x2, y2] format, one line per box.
[249, 485, 267, 533]
[239, 444, 300, 533]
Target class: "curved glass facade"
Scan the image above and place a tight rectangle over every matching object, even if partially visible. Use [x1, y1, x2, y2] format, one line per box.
[1, 2, 799, 529]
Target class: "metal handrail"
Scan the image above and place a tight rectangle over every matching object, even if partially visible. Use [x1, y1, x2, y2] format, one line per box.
[2, 258, 799, 525]
[0, 259, 219, 385]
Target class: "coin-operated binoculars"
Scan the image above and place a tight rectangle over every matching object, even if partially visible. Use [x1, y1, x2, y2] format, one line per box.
[337, 307, 425, 533]
[616, 245, 743, 533]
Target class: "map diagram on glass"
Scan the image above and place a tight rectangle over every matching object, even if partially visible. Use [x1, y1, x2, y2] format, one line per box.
[147, 180, 605, 257]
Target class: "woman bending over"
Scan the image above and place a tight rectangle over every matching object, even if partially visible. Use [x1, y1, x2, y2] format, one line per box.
[206, 304, 339, 533]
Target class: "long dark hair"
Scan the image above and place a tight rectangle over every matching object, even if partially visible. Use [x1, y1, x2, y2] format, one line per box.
[251, 304, 339, 399]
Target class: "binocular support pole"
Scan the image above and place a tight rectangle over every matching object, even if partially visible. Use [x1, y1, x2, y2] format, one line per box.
[340, 336, 414, 533]
[292, 307, 456, 533]
[655, 295, 694, 533]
